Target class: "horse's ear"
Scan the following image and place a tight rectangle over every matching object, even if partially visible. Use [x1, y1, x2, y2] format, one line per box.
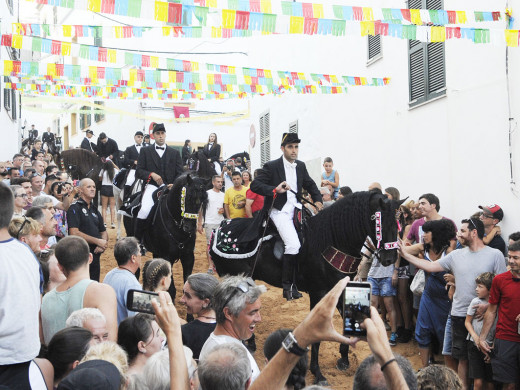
[378, 196, 390, 208]
[396, 197, 408, 207]
[187, 174, 193, 185]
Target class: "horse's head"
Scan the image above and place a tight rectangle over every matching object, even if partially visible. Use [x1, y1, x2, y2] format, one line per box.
[368, 193, 407, 266]
[188, 151, 217, 181]
[171, 173, 208, 234]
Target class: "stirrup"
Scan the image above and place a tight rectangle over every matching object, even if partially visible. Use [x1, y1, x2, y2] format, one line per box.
[139, 244, 147, 256]
[283, 289, 294, 301]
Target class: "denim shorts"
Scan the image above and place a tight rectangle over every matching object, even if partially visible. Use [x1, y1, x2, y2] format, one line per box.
[368, 277, 396, 297]
[442, 314, 453, 356]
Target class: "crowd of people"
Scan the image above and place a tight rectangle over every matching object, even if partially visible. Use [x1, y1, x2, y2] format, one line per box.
[1, 126, 520, 390]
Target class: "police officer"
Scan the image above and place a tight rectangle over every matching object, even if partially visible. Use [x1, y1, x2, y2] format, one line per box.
[251, 133, 323, 300]
[67, 178, 108, 282]
[134, 123, 183, 250]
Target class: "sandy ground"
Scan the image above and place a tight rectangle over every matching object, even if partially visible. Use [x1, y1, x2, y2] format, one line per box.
[100, 226, 423, 389]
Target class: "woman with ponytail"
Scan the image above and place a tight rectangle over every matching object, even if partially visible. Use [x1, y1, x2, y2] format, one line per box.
[142, 258, 172, 293]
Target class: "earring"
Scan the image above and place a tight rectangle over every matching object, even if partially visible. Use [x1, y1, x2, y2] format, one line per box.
[202, 305, 207, 309]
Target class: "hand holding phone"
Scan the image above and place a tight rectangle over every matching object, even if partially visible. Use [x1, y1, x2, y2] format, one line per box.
[126, 289, 159, 315]
[343, 282, 371, 337]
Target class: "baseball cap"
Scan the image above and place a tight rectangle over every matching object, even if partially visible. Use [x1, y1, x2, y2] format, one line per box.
[478, 204, 504, 221]
[57, 360, 121, 390]
[86, 130, 94, 135]
[135, 131, 144, 136]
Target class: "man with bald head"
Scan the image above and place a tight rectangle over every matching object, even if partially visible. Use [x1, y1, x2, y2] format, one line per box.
[67, 178, 107, 281]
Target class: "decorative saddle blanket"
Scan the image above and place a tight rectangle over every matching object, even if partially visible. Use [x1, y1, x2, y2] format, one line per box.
[211, 218, 275, 259]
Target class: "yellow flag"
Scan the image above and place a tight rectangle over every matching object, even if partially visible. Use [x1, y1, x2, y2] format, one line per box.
[62, 42, 71, 56]
[12, 35, 23, 49]
[129, 69, 137, 83]
[115, 26, 123, 38]
[87, 0, 101, 12]
[162, 27, 171, 36]
[455, 11, 467, 24]
[89, 66, 98, 82]
[431, 26, 446, 42]
[107, 49, 117, 63]
[260, 0, 271, 14]
[360, 21, 375, 36]
[362, 7, 374, 21]
[63, 25, 72, 37]
[228, 66, 236, 75]
[151, 57, 159, 68]
[4, 60, 13, 75]
[264, 69, 271, 78]
[505, 29, 519, 47]
[410, 9, 422, 25]
[289, 16, 304, 34]
[207, 74, 215, 84]
[243, 75, 252, 84]
[222, 10, 236, 29]
[192, 62, 199, 71]
[312, 4, 323, 18]
[155, 1, 168, 22]
[207, 0, 216, 7]
[47, 63, 56, 77]
[168, 71, 176, 83]
[211, 27, 222, 38]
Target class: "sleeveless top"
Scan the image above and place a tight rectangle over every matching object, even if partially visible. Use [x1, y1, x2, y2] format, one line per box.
[423, 250, 449, 301]
[321, 170, 338, 198]
[42, 278, 94, 344]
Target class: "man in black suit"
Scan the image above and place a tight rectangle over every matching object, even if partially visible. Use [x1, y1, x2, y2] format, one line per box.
[251, 133, 323, 300]
[96, 132, 119, 161]
[80, 130, 97, 153]
[134, 123, 183, 248]
[123, 131, 144, 169]
[41, 127, 55, 146]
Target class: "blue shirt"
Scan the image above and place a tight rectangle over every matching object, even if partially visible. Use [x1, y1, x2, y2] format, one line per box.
[103, 268, 141, 325]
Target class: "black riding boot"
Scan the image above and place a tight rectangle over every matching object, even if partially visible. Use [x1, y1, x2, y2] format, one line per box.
[134, 218, 147, 255]
[282, 254, 301, 301]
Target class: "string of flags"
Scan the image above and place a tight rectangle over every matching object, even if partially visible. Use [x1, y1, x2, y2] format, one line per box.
[22, 0, 504, 27]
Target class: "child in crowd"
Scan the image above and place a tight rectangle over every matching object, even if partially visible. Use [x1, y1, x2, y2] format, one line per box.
[465, 272, 496, 390]
[142, 259, 172, 293]
[321, 157, 340, 199]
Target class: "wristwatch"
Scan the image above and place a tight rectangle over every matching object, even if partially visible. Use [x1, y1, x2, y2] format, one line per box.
[282, 332, 309, 356]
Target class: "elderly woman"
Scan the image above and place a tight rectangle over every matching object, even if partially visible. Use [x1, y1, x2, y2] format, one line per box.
[180, 273, 219, 359]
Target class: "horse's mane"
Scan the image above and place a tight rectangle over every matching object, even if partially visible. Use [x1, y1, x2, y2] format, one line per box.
[191, 150, 217, 179]
[167, 172, 209, 216]
[307, 191, 375, 256]
[61, 148, 102, 168]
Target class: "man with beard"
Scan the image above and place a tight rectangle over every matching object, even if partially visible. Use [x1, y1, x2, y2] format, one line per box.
[25, 206, 58, 250]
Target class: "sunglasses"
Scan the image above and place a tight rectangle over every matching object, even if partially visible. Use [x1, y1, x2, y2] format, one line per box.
[223, 278, 256, 308]
[468, 218, 478, 230]
[16, 216, 29, 239]
[15, 193, 28, 198]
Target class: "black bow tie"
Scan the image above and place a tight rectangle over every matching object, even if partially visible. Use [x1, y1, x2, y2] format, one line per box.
[155, 146, 164, 150]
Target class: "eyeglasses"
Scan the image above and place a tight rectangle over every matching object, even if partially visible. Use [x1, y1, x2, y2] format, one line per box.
[15, 193, 28, 198]
[222, 278, 256, 309]
[16, 216, 29, 239]
[481, 214, 494, 219]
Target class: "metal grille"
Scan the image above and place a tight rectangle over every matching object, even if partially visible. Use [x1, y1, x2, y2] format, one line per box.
[368, 35, 381, 60]
[260, 111, 270, 166]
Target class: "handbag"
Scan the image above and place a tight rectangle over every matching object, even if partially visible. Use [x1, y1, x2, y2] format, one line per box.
[410, 269, 426, 296]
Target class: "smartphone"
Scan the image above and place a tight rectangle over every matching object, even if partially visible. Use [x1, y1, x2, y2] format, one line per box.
[343, 282, 371, 337]
[126, 289, 159, 315]
[73, 179, 80, 187]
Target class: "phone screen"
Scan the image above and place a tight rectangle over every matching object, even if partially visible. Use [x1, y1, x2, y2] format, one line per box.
[343, 282, 371, 336]
[127, 289, 159, 315]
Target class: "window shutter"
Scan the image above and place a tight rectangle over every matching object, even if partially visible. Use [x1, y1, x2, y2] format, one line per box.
[11, 90, 16, 120]
[289, 120, 298, 134]
[426, 0, 442, 10]
[260, 111, 270, 166]
[368, 35, 381, 60]
[427, 42, 445, 93]
[409, 47, 425, 101]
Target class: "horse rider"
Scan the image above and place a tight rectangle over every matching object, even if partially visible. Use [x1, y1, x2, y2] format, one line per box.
[81, 130, 98, 153]
[122, 131, 144, 189]
[42, 127, 55, 148]
[134, 123, 183, 252]
[250, 133, 323, 301]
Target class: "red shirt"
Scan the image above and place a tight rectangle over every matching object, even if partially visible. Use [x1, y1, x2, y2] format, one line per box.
[246, 188, 264, 216]
[488, 271, 520, 343]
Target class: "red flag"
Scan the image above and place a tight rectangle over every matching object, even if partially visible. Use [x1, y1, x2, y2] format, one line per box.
[173, 106, 190, 121]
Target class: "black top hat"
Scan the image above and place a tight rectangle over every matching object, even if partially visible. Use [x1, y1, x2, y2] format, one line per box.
[281, 133, 301, 146]
[134, 131, 144, 136]
[152, 123, 166, 133]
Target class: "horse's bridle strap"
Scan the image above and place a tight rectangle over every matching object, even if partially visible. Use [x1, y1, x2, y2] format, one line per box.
[181, 186, 198, 219]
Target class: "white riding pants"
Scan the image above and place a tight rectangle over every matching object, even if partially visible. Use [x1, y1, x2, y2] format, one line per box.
[270, 209, 300, 255]
[137, 183, 162, 219]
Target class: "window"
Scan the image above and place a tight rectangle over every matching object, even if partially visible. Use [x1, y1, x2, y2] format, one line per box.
[368, 35, 382, 62]
[79, 106, 92, 130]
[408, 0, 446, 107]
[6, 0, 13, 14]
[94, 101, 105, 123]
[259, 111, 270, 166]
[289, 120, 298, 134]
[4, 77, 11, 113]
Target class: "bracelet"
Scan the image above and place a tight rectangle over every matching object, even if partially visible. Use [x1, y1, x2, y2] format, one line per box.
[380, 358, 396, 372]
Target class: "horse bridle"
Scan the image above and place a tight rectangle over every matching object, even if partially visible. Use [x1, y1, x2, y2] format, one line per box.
[364, 211, 399, 260]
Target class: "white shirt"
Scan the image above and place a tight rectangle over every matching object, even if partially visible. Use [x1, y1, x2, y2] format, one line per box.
[155, 143, 165, 158]
[205, 189, 225, 225]
[135, 144, 142, 153]
[280, 156, 301, 213]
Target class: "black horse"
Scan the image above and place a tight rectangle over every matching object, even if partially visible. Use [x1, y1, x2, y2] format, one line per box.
[210, 190, 404, 385]
[59, 149, 104, 181]
[139, 173, 208, 300]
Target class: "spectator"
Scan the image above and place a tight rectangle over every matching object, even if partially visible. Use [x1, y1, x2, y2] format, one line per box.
[263, 329, 308, 390]
[41, 236, 117, 344]
[142, 258, 172, 292]
[0, 182, 53, 389]
[12, 153, 25, 175]
[103, 237, 142, 324]
[241, 170, 252, 188]
[180, 273, 219, 359]
[46, 326, 93, 387]
[400, 217, 507, 389]
[319, 186, 334, 208]
[39, 248, 67, 293]
[384, 187, 400, 201]
[11, 185, 28, 216]
[118, 314, 164, 376]
[26, 205, 58, 250]
[30, 172, 44, 197]
[407, 219, 455, 368]
[465, 272, 496, 390]
[66, 308, 109, 344]
[80, 341, 128, 379]
[508, 231, 520, 245]
[31, 139, 44, 161]
[56, 359, 121, 390]
[96, 132, 119, 161]
[235, 157, 246, 172]
[45, 165, 58, 177]
[222, 159, 237, 190]
[245, 169, 264, 218]
[182, 139, 192, 166]
[337, 186, 353, 198]
[352, 354, 416, 390]
[416, 365, 462, 390]
[32, 159, 45, 176]
[11, 176, 33, 206]
[478, 204, 506, 255]
[67, 178, 108, 282]
[99, 159, 119, 229]
[368, 182, 382, 191]
[199, 275, 266, 382]
[197, 175, 225, 274]
[224, 171, 247, 219]
[143, 134, 151, 147]
[321, 157, 340, 199]
[199, 343, 251, 390]
[479, 241, 520, 390]
[8, 216, 42, 254]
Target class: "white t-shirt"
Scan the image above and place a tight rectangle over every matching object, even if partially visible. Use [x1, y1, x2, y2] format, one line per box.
[199, 333, 260, 382]
[0, 238, 41, 364]
[205, 189, 225, 225]
[99, 169, 119, 186]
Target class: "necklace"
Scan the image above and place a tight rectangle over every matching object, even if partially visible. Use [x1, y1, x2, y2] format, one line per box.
[119, 266, 134, 274]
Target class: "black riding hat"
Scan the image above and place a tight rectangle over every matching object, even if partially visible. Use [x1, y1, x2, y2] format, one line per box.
[281, 133, 301, 146]
[153, 123, 166, 133]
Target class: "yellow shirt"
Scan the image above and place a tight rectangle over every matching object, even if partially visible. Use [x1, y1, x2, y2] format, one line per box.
[224, 186, 248, 219]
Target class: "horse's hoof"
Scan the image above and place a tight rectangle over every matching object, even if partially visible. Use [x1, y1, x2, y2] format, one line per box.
[313, 378, 330, 387]
[336, 357, 350, 371]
